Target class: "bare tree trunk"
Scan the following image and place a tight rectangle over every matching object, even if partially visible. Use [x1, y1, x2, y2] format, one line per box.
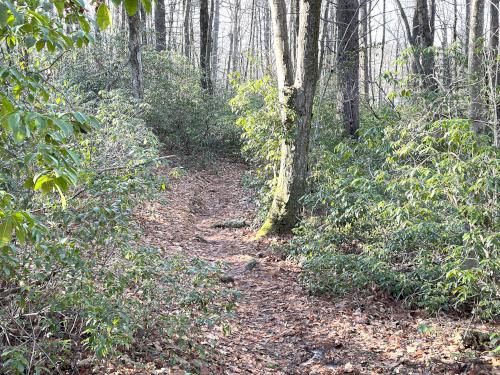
[468, 0, 485, 133]
[465, 0, 471, 60]
[490, 0, 499, 141]
[167, 0, 176, 50]
[258, 0, 322, 237]
[442, 20, 452, 89]
[190, 9, 196, 62]
[183, 0, 191, 58]
[318, 0, 329, 73]
[378, 0, 386, 104]
[289, 0, 300, 69]
[155, 0, 166, 51]
[140, 3, 147, 45]
[359, 0, 369, 101]
[337, 0, 360, 137]
[412, 0, 435, 89]
[264, 4, 271, 69]
[257, 5, 264, 76]
[128, 11, 144, 99]
[200, 0, 212, 90]
[113, 2, 121, 33]
[453, 0, 458, 80]
[211, 0, 220, 84]
[227, 31, 234, 73]
[121, 3, 127, 31]
[232, 0, 241, 72]
[245, 0, 257, 78]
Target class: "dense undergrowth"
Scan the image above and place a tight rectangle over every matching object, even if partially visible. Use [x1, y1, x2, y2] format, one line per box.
[0, 3, 238, 373]
[233, 77, 499, 319]
[60, 36, 240, 155]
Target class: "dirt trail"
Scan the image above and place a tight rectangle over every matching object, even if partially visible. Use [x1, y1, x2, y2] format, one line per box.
[139, 160, 496, 375]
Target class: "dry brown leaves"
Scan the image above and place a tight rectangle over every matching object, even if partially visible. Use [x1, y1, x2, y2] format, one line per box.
[107, 158, 497, 375]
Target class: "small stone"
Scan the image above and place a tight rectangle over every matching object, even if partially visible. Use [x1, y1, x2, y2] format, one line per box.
[219, 274, 235, 283]
[245, 259, 258, 271]
[344, 362, 354, 372]
[213, 219, 248, 229]
[76, 357, 95, 368]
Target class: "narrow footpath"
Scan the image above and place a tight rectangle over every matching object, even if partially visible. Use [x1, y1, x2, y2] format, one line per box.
[138, 160, 495, 375]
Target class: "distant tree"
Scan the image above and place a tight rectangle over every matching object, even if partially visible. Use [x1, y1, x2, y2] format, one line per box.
[155, 0, 166, 51]
[211, 0, 221, 84]
[337, 0, 360, 137]
[359, 0, 370, 100]
[394, 0, 436, 89]
[413, 0, 436, 89]
[129, 9, 144, 99]
[200, 0, 212, 90]
[183, 0, 192, 58]
[468, 0, 485, 133]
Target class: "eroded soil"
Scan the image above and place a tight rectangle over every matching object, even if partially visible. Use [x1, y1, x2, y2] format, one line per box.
[134, 160, 497, 374]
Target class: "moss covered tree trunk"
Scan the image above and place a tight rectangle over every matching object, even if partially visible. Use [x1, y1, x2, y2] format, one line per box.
[257, 0, 322, 237]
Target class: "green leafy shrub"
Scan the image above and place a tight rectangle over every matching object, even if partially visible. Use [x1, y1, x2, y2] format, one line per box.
[143, 51, 239, 153]
[60, 42, 240, 155]
[229, 76, 282, 220]
[0, 3, 235, 372]
[296, 104, 499, 318]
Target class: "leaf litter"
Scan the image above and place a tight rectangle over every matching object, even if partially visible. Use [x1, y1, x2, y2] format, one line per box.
[105, 158, 497, 374]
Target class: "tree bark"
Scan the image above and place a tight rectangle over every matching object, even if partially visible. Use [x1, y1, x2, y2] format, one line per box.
[318, 0, 329, 73]
[466, 0, 471, 61]
[412, 0, 435, 89]
[245, 0, 257, 78]
[468, 0, 486, 133]
[232, 0, 241, 72]
[183, 0, 191, 58]
[337, 0, 360, 137]
[128, 11, 144, 99]
[167, 0, 176, 50]
[200, 0, 212, 90]
[442, 20, 452, 89]
[378, 0, 386, 103]
[211, 0, 220, 84]
[140, 3, 148, 45]
[490, 0, 499, 141]
[257, 0, 322, 237]
[359, 0, 369, 101]
[155, 0, 166, 51]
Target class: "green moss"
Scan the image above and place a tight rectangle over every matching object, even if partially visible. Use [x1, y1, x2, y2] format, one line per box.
[255, 218, 275, 239]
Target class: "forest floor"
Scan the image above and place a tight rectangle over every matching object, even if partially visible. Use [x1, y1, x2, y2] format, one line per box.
[123, 158, 496, 374]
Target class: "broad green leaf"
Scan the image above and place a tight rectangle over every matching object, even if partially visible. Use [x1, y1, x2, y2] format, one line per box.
[53, 118, 73, 137]
[7, 112, 20, 133]
[15, 224, 26, 245]
[55, 184, 67, 209]
[0, 217, 13, 247]
[96, 3, 111, 31]
[78, 16, 91, 33]
[53, 0, 64, 17]
[141, 0, 152, 13]
[0, 3, 9, 27]
[1, 96, 14, 115]
[34, 174, 53, 192]
[72, 111, 87, 124]
[124, 0, 138, 16]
